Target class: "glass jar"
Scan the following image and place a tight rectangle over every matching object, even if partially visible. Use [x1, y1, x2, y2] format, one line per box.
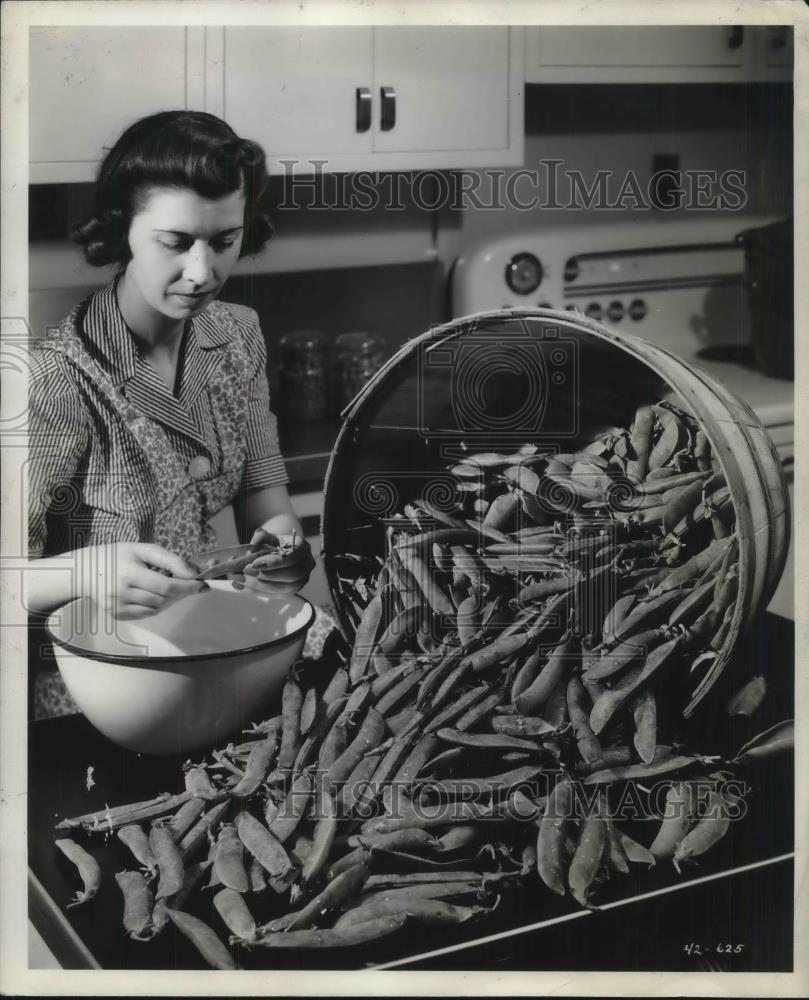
[279, 330, 329, 421]
[335, 332, 386, 413]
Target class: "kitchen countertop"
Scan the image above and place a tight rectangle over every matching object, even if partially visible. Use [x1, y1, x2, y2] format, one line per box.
[29, 612, 794, 972]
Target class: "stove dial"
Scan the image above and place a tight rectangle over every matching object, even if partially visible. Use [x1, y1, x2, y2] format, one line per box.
[505, 253, 543, 295]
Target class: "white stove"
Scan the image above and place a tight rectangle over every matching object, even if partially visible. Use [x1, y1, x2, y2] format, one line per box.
[450, 216, 794, 619]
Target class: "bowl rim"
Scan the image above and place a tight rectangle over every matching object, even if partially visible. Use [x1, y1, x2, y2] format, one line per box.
[44, 586, 316, 664]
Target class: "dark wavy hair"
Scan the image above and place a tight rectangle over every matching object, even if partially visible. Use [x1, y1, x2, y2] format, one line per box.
[72, 110, 273, 266]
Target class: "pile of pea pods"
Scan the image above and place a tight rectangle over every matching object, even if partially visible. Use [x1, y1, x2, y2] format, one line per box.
[51, 399, 793, 968]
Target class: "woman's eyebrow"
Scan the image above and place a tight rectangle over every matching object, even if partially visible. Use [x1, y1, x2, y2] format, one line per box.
[152, 226, 244, 236]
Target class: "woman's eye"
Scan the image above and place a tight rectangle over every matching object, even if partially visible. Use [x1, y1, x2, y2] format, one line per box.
[159, 239, 190, 253]
[212, 239, 238, 253]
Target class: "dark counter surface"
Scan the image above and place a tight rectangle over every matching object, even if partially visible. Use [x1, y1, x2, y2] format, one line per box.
[29, 613, 794, 972]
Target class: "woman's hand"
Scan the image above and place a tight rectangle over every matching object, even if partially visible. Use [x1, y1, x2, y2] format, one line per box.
[241, 528, 315, 596]
[80, 542, 205, 620]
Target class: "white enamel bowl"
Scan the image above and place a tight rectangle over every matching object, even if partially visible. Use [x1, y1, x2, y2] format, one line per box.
[46, 581, 315, 755]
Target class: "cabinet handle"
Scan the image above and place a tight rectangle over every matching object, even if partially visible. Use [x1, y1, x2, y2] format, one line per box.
[356, 87, 371, 133]
[380, 86, 396, 132]
[727, 26, 744, 50]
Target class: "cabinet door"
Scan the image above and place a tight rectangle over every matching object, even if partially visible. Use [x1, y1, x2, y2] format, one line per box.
[30, 27, 195, 183]
[526, 26, 748, 83]
[222, 27, 374, 168]
[372, 27, 511, 153]
[763, 26, 793, 73]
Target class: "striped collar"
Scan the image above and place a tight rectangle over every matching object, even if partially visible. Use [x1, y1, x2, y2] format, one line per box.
[81, 276, 234, 386]
[76, 276, 234, 451]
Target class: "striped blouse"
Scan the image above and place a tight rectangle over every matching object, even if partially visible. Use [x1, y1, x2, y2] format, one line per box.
[28, 278, 289, 562]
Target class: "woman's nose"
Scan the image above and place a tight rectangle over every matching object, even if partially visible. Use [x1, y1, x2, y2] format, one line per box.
[182, 243, 214, 287]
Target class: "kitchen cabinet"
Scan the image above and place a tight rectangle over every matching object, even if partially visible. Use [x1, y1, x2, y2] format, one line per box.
[525, 25, 792, 84]
[29, 27, 206, 183]
[219, 26, 524, 173]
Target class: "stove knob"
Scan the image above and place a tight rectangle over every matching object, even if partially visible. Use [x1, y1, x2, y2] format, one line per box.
[629, 298, 647, 321]
[505, 253, 543, 295]
[607, 300, 624, 322]
[586, 302, 603, 320]
[563, 257, 580, 283]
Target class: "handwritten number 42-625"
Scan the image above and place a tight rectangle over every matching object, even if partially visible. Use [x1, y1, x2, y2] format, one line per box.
[684, 943, 745, 956]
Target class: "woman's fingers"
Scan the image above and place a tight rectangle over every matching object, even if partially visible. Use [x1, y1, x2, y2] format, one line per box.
[241, 576, 301, 596]
[249, 529, 281, 550]
[123, 587, 164, 610]
[244, 564, 304, 584]
[114, 604, 162, 622]
[129, 565, 204, 600]
[134, 543, 199, 579]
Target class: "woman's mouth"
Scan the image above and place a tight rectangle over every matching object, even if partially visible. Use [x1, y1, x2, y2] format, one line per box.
[172, 290, 212, 304]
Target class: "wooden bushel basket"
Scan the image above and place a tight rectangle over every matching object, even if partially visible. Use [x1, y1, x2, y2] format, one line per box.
[322, 308, 790, 718]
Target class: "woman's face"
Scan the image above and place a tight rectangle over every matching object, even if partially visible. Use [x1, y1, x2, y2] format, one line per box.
[124, 185, 246, 322]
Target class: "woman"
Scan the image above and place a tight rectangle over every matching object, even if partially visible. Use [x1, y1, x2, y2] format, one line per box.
[27, 110, 314, 637]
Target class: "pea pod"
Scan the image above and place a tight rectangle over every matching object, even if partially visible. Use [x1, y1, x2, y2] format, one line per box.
[276, 862, 371, 932]
[301, 789, 338, 885]
[335, 896, 488, 929]
[372, 604, 424, 675]
[213, 823, 249, 892]
[256, 913, 407, 949]
[614, 826, 656, 866]
[667, 576, 717, 628]
[435, 727, 544, 754]
[150, 824, 185, 900]
[229, 725, 279, 798]
[605, 591, 685, 648]
[513, 632, 576, 716]
[57, 790, 195, 834]
[627, 405, 654, 481]
[274, 673, 304, 776]
[326, 707, 387, 789]
[660, 477, 708, 534]
[482, 490, 519, 532]
[568, 804, 607, 908]
[631, 688, 658, 764]
[268, 771, 313, 844]
[292, 697, 347, 774]
[151, 861, 211, 934]
[673, 789, 734, 869]
[117, 823, 158, 877]
[648, 405, 685, 470]
[585, 752, 701, 784]
[491, 714, 557, 738]
[567, 676, 601, 763]
[423, 684, 491, 735]
[213, 887, 256, 942]
[398, 548, 454, 617]
[165, 907, 238, 970]
[454, 689, 506, 732]
[537, 779, 574, 896]
[178, 800, 230, 861]
[349, 594, 384, 683]
[589, 635, 683, 735]
[584, 627, 668, 682]
[603, 819, 629, 874]
[650, 781, 696, 860]
[54, 838, 102, 908]
[183, 765, 216, 801]
[733, 719, 794, 764]
[115, 871, 154, 939]
[234, 811, 294, 882]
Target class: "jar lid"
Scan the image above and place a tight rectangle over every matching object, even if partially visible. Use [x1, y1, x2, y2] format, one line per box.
[335, 332, 385, 355]
[280, 330, 325, 356]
